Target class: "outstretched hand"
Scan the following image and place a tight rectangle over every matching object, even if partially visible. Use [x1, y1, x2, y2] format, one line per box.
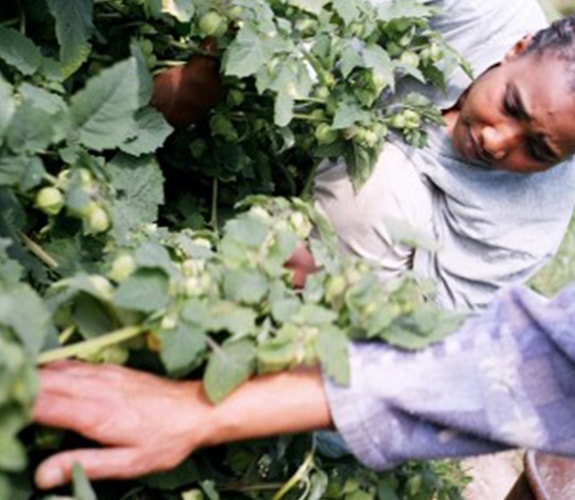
[33, 361, 210, 490]
[33, 361, 331, 490]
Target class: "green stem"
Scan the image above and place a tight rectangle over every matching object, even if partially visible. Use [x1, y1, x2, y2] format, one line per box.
[271, 449, 315, 500]
[292, 113, 323, 122]
[220, 482, 287, 493]
[18, 231, 59, 269]
[301, 49, 330, 87]
[210, 177, 219, 231]
[37, 326, 144, 365]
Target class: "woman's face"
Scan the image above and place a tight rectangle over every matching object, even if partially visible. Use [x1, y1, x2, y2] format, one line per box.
[445, 48, 575, 173]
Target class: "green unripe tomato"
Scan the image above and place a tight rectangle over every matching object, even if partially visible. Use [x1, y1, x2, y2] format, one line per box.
[429, 42, 443, 62]
[389, 113, 407, 130]
[325, 274, 346, 302]
[226, 89, 244, 107]
[314, 86, 330, 100]
[399, 51, 420, 68]
[87, 275, 114, 298]
[35, 187, 64, 216]
[314, 123, 338, 144]
[403, 109, 421, 129]
[288, 211, 312, 239]
[108, 254, 136, 282]
[228, 6, 243, 19]
[86, 205, 110, 234]
[199, 11, 226, 37]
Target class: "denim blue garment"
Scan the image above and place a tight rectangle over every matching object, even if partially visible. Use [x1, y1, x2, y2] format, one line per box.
[324, 284, 575, 469]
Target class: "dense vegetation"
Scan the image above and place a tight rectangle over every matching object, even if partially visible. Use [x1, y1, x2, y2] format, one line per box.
[5, 0, 572, 499]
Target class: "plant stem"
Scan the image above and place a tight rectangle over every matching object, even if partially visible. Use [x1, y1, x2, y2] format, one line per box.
[271, 449, 315, 500]
[37, 325, 144, 365]
[210, 177, 219, 231]
[18, 232, 59, 269]
[301, 49, 330, 87]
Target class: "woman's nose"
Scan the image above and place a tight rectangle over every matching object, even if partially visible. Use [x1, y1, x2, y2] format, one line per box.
[480, 123, 521, 160]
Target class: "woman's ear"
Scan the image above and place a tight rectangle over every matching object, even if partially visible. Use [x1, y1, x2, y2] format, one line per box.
[503, 34, 535, 62]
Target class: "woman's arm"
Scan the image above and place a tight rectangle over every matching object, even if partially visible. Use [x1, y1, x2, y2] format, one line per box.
[33, 363, 331, 489]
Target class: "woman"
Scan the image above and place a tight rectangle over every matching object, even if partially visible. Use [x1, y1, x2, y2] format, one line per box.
[314, 0, 575, 312]
[32, 0, 575, 490]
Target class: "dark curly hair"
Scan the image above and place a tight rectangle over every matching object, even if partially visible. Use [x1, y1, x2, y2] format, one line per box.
[526, 14, 575, 56]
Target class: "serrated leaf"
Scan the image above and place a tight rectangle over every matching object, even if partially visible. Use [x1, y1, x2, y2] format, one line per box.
[332, 102, 372, 130]
[205, 301, 257, 337]
[70, 58, 139, 151]
[0, 27, 43, 75]
[71, 463, 97, 500]
[46, 0, 94, 79]
[135, 241, 177, 276]
[108, 154, 164, 241]
[113, 269, 170, 313]
[120, 107, 173, 156]
[0, 285, 50, 356]
[19, 83, 70, 143]
[316, 325, 349, 385]
[5, 103, 53, 154]
[203, 339, 255, 403]
[332, 0, 360, 24]
[224, 27, 276, 79]
[159, 321, 206, 376]
[161, 0, 195, 22]
[223, 269, 268, 305]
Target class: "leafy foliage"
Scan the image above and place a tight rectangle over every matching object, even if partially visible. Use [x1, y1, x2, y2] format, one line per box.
[0, 0, 471, 498]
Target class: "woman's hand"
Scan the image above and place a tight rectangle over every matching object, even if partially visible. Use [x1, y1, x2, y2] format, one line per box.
[33, 361, 331, 490]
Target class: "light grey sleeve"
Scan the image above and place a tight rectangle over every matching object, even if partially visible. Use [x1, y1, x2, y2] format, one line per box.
[323, 284, 575, 470]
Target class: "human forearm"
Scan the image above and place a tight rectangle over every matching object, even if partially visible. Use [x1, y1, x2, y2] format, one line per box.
[33, 362, 332, 489]
[200, 366, 332, 448]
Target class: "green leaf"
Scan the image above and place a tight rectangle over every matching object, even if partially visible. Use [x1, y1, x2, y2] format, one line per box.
[0, 78, 15, 146]
[113, 269, 170, 313]
[223, 216, 269, 248]
[332, 102, 372, 130]
[275, 89, 295, 128]
[19, 83, 70, 144]
[72, 294, 116, 339]
[287, 0, 329, 15]
[0, 156, 45, 191]
[204, 301, 257, 337]
[377, 1, 436, 21]
[223, 269, 268, 305]
[159, 321, 206, 376]
[332, 0, 360, 24]
[130, 39, 154, 107]
[46, 0, 94, 79]
[203, 339, 256, 404]
[108, 154, 165, 241]
[224, 26, 277, 79]
[120, 107, 174, 156]
[0, 285, 50, 356]
[5, 103, 53, 154]
[135, 241, 177, 277]
[256, 338, 295, 374]
[71, 463, 97, 500]
[70, 58, 139, 151]
[316, 325, 349, 385]
[0, 27, 43, 75]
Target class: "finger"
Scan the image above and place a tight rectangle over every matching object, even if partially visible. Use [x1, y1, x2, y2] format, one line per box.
[35, 448, 148, 489]
[32, 392, 112, 435]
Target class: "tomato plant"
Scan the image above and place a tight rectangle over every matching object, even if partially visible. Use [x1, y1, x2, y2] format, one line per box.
[0, 0, 470, 498]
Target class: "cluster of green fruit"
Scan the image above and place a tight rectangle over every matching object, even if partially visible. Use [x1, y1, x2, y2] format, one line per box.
[34, 169, 110, 235]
